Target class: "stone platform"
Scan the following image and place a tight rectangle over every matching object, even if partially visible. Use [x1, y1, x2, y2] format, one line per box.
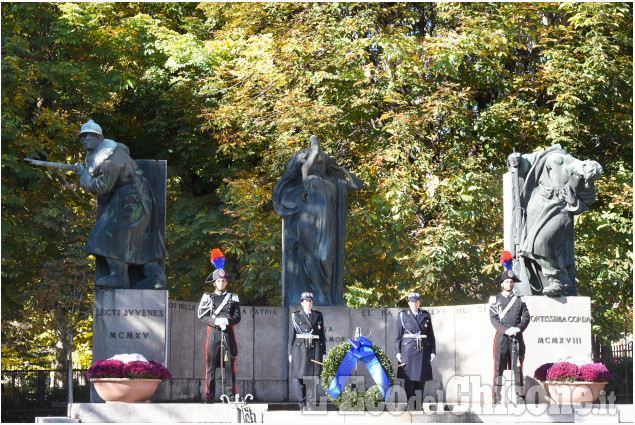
[34, 402, 629, 423]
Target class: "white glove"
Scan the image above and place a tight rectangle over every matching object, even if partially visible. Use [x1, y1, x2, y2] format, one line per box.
[430, 353, 436, 361]
[504, 328, 515, 336]
[511, 327, 521, 335]
[289, 355, 292, 363]
[396, 353, 402, 363]
[216, 318, 229, 330]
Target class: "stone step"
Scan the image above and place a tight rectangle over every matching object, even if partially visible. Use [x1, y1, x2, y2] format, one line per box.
[49, 403, 624, 423]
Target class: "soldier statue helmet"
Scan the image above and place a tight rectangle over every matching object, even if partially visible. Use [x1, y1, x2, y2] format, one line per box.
[78, 119, 103, 137]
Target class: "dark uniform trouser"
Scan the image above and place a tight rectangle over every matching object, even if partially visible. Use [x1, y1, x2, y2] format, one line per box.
[205, 327, 236, 400]
[493, 334, 524, 402]
[295, 378, 315, 407]
[404, 379, 424, 400]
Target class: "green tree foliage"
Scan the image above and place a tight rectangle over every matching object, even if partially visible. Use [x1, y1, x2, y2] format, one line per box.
[2, 3, 631, 365]
[1, 2, 170, 365]
[189, 3, 632, 322]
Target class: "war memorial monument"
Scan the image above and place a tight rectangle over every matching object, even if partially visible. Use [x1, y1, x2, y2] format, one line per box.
[30, 125, 612, 422]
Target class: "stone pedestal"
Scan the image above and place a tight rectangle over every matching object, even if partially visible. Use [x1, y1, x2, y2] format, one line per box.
[445, 296, 591, 404]
[446, 303, 492, 404]
[522, 295, 592, 404]
[91, 289, 168, 402]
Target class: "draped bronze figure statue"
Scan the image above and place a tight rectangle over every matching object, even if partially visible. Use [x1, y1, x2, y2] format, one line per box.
[508, 144, 602, 296]
[273, 136, 362, 306]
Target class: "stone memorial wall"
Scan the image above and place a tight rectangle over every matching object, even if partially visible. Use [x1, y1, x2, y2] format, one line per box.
[251, 306, 287, 399]
[159, 296, 591, 404]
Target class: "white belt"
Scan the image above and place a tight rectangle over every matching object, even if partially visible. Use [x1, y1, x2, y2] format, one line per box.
[404, 334, 427, 339]
[296, 333, 319, 339]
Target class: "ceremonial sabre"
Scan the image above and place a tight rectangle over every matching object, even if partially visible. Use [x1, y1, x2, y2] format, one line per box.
[510, 335, 520, 403]
[220, 331, 229, 398]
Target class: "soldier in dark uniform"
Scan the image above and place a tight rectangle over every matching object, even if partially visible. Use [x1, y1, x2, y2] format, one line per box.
[394, 292, 436, 402]
[288, 292, 326, 410]
[489, 269, 530, 404]
[198, 249, 241, 403]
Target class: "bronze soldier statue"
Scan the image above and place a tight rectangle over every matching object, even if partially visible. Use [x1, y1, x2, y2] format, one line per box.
[27, 120, 166, 289]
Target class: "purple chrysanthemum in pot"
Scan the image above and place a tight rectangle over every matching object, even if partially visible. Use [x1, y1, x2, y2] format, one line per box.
[85, 359, 125, 379]
[546, 361, 582, 382]
[148, 360, 173, 380]
[533, 362, 555, 381]
[580, 363, 611, 382]
[87, 356, 171, 380]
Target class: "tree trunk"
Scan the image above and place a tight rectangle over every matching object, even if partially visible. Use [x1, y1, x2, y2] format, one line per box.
[53, 310, 68, 386]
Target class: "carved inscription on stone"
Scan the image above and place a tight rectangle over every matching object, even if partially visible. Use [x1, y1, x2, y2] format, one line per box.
[92, 289, 167, 363]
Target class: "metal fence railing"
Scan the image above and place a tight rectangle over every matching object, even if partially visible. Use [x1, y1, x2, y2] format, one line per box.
[1, 368, 89, 423]
[595, 340, 633, 404]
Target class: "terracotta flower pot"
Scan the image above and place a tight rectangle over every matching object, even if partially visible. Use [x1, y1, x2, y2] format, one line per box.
[91, 378, 161, 403]
[543, 381, 607, 404]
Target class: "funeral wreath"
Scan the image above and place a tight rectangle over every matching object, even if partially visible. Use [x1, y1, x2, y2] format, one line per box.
[321, 338, 394, 411]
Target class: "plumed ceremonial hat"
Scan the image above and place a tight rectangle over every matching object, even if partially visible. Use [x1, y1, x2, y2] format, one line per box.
[494, 251, 520, 283]
[501, 250, 513, 271]
[205, 248, 231, 283]
[494, 269, 521, 284]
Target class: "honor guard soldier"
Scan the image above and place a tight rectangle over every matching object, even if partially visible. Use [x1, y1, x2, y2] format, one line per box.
[489, 253, 530, 404]
[288, 292, 326, 410]
[198, 249, 241, 403]
[394, 292, 436, 402]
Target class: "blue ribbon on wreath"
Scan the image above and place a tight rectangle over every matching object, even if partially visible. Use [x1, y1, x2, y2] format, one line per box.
[325, 336, 391, 400]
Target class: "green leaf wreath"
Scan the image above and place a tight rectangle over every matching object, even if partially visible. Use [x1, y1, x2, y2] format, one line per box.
[321, 341, 394, 411]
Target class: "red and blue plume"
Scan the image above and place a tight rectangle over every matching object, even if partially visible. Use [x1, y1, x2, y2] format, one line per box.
[210, 249, 225, 270]
[500, 250, 513, 271]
